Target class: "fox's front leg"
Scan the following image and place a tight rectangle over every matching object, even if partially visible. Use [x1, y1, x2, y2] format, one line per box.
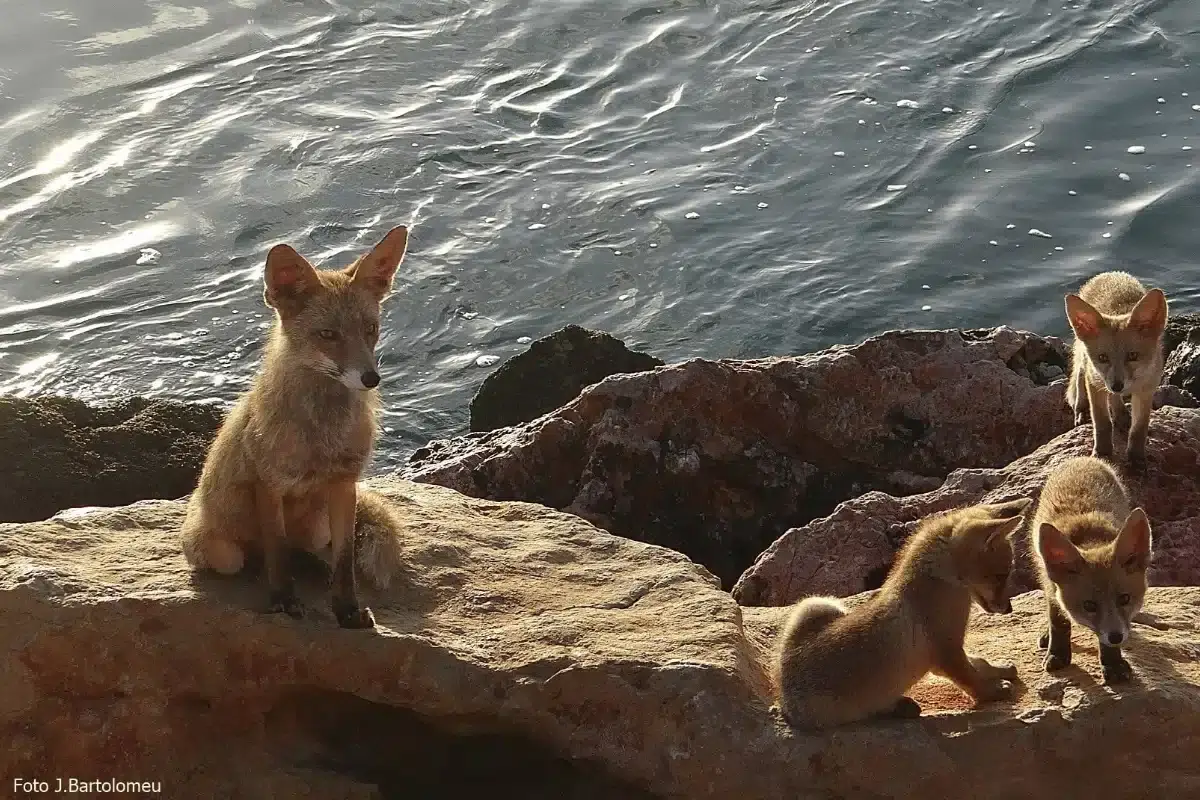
[1126, 389, 1153, 469]
[1085, 379, 1114, 458]
[255, 483, 304, 618]
[328, 480, 375, 629]
[932, 643, 1016, 703]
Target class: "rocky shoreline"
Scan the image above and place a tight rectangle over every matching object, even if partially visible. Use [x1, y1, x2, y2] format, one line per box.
[2, 320, 1199, 798]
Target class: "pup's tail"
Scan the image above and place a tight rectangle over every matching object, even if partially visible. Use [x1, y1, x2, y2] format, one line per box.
[780, 596, 848, 645]
[354, 488, 405, 590]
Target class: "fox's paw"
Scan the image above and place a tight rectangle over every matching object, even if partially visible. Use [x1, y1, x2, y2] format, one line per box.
[990, 661, 1019, 682]
[334, 603, 376, 630]
[1125, 448, 1147, 473]
[1102, 657, 1133, 685]
[268, 589, 305, 619]
[976, 678, 1015, 703]
[1043, 651, 1071, 672]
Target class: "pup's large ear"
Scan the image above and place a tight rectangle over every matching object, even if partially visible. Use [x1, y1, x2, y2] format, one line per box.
[1037, 522, 1084, 578]
[1127, 288, 1168, 336]
[351, 225, 409, 299]
[264, 243, 320, 317]
[1065, 294, 1103, 339]
[1114, 507, 1153, 572]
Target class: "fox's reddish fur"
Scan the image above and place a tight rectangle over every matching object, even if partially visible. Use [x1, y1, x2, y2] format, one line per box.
[1064, 271, 1168, 466]
[181, 225, 410, 628]
[775, 499, 1032, 730]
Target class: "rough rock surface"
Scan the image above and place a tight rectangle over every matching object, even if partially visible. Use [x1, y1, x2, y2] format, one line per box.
[734, 406, 1200, 607]
[406, 327, 1075, 587]
[0, 396, 223, 524]
[469, 325, 664, 433]
[3, 480, 1199, 799]
[1163, 313, 1200, 400]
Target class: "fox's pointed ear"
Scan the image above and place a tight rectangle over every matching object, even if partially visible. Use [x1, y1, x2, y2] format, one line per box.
[1037, 522, 1084, 576]
[982, 497, 1033, 520]
[973, 514, 1025, 548]
[1127, 288, 1168, 335]
[1065, 294, 1103, 339]
[1114, 507, 1153, 571]
[264, 243, 319, 316]
[351, 225, 409, 299]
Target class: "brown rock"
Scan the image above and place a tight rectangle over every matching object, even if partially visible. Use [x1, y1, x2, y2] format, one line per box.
[469, 325, 664, 432]
[734, 406, 1200, 607]
[1163, 312, 1200, 401]
[405, 327, 1075, 587]
[3, 481, 1199, 799]
[0, 396, 223, 524]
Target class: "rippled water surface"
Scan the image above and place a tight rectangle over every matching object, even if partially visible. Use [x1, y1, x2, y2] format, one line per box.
[2, 0, 1199, 469]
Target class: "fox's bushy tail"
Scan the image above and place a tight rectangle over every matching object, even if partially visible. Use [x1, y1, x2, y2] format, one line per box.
[780, 596, 847, 645]
[353, 488, 406, 590]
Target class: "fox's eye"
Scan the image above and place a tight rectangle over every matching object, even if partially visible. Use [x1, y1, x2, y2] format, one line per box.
[1082, 600, 1099, 613]
[1117, 593, 1131, 606]
[1125, 352, 1139, 362]
[318, 329, 339, 341]
[365, 322, 378, 337]
[1096, 354, 1110, 364]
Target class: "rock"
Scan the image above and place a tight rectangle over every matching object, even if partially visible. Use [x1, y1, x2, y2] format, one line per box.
[4, 480, 1200, 799]
[469, 325, 664, 433]
[406, 327, 1075, 588]
[0, 396, 223, 524]
[1163, 313, 1200, 400]
[733, 406, 1200, 606]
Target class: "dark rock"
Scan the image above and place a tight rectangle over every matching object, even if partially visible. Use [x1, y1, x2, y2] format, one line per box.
[1163, 313, 1200, 399]
[404, 327, 1076, 588]
[469, 325, 663, 432]
[0, 395, 223, 523]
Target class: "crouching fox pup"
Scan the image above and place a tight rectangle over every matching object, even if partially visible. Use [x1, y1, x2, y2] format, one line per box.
[181, 225, 411, 629]
[775, 498, 1032, 730]
[1033, 456, 1152, 684]
[1064, 271, 1168, 466]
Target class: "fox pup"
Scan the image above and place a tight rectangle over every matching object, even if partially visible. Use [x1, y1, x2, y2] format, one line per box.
[1033, 456, 1152, 684]
[775, 498, 1032, 730]
[181, 225, 411, 629]
[1064, 271, 1168, 466]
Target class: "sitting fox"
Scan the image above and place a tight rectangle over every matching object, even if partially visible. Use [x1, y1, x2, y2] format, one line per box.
[181, 226, 410, 628]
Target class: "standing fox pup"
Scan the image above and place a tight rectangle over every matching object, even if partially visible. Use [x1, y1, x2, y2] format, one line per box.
[775, 498, 1032, 730]
[181, 225, 411, 629]
[1033, 456, 1153, 684]
[1064, 271, 1168, 466]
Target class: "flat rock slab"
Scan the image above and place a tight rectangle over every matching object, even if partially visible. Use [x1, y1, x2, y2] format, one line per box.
[3, 480, 1199, 799]
[735, 406, 1200, 606]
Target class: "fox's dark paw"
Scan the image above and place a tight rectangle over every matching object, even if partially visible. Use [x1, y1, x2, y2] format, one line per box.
[1043, 651, 1071, 672]
[977, 678, 1015, 702]
[1102, 658, 1133, 684]
[1073, 409, 1088, 427]
[334, 604, 376, 629]
[268, 590, 305, 619]
[991, 662, 1019, 681]
[887, 696, 922, 719]
[1125, 449, 1147, 473]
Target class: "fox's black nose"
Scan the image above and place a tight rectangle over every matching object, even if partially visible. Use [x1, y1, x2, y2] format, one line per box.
[361, 370, 380, 389]
[1111, 379, 1124, 393]
[1108, 631, 1124, 645]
